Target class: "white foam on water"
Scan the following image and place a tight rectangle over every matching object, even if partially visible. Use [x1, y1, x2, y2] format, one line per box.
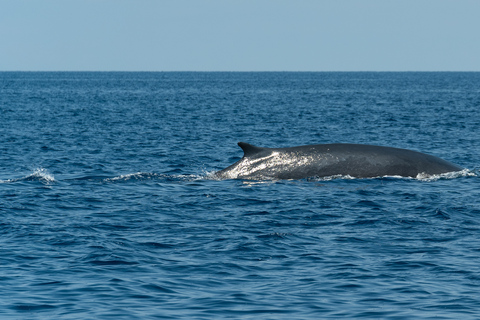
[105, 172, 205, 183]
[415, 169, 476, 182]
[1, 168, 55, 184]
[25, 168, 56, 183]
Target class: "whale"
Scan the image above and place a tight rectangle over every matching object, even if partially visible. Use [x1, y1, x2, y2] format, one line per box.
[215, 142, 463, 180]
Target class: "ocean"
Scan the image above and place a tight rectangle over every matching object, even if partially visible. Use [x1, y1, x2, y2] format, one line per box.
[1, 72, 480, 319]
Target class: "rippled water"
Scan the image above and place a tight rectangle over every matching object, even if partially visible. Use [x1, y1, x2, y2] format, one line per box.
[1, 72, 480, 319]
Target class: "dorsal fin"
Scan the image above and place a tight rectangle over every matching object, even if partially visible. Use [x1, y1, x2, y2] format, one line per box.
[238, 142, 266, 157]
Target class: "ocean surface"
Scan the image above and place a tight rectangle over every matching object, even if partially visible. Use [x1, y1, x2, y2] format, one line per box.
[1, 72, 480, 319]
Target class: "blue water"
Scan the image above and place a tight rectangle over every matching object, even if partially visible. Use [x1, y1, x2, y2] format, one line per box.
[1, 72, 480, 319]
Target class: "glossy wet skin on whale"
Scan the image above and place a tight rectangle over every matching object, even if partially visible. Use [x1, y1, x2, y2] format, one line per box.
[216, 142, 463, 180]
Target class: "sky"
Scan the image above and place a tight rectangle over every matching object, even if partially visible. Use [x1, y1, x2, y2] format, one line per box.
[1, 0, 480, 71]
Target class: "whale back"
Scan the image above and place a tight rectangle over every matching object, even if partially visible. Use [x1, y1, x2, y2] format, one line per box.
[216, 142, 463, 180]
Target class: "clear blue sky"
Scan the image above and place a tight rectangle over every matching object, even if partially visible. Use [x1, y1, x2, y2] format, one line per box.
[2, 0, 480, 71]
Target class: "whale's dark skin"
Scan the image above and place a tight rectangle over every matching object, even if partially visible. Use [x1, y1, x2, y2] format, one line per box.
[216, 142, 463, 180]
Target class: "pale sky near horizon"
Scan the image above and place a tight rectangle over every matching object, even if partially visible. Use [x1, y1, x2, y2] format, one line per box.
[1, 0, 480, 71]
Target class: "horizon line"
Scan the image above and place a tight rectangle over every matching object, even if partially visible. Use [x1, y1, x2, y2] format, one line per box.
[1, 70, 480, 73]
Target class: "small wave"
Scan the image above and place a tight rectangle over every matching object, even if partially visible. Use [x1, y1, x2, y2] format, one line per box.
[24, 168, 56, 182]
[1, 168, 55, 184]
[106, 172, 157, 182]
[104, 172, 204, 183]
[416, 169, 476, 181]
